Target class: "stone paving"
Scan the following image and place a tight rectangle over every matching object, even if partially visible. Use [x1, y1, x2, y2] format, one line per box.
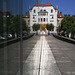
[0, 35, 75, 75]
[46, 36, 75, 75]
[16, 36, 61, 75]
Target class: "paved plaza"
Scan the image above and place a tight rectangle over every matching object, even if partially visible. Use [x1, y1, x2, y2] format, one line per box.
[0, 35, 75, 75]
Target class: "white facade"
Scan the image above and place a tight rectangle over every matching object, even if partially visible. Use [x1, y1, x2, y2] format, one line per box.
[30, 2, 58, 33]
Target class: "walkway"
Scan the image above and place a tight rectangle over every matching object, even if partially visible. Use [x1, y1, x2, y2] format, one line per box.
[0, 35, 75, 75]
[16, 36, 61, 75]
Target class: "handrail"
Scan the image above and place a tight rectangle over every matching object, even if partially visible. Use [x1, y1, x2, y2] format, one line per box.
[0, 34, 34, 48]
[53, 34, 75, 44]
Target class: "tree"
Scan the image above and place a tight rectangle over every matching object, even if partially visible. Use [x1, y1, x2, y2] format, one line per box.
[0, 15, 14, 33]
[0, 15, 29, 38]
[61, 15, 75, 33]
[32, 23, 40, 31]
[57, 25, 61, 32]
[0, 16, 3, 33]
[8, 15, 27, 34]
[46, 23, 54, 31]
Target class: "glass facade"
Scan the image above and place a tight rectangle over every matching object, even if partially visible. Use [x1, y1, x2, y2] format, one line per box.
[0, 0, 22, 75]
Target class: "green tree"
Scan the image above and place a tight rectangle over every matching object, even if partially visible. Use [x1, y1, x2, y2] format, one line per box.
[61, 15, 75, 33]
[32, 23, 40, 31]
[46, 23, 54, 31]
[0, 16, 3, 33]
[0, 15, 29, 37]
[0, 15, 13, 33]
[57, 25, 61, 32]
[7, 15, 14, 33]
[8, 15, 27, 34]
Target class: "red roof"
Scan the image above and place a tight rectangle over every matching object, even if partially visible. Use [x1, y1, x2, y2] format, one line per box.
[30, 2, 53, 10]
[58, 12, 64, 18]
[54, 8, 57, 10]
[34, 2, 52, 6]
[30, 8, 32, 10]
[24, 12, 30, 18]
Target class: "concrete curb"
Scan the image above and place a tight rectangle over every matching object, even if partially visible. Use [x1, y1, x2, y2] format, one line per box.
[53, 34, 75, 44]
[0, 34, 34, 48]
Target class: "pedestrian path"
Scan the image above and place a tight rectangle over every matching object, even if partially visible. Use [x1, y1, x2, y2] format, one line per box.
[16, 36, 61, 75]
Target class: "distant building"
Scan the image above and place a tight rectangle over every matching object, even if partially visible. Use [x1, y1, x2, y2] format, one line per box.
[24, 2, 64, 33]
[0, 11, 12, 17]
[23, 12, 30, 27]
[57, 11, 64, 27]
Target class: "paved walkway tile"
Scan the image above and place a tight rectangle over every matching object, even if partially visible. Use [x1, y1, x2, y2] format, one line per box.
[46, 36, 75, 75]
[16, 36, 61, 75]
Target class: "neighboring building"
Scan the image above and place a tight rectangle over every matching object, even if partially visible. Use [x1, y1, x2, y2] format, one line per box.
[5, 11, 12, 17]
[24, 2, 64, 33]
[0, 11, 12, 17]
[57, 11, 64, 27]
[23, 12, 30, 27]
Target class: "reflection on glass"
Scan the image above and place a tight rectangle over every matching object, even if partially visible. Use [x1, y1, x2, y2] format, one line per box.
[0, 0, 20, 75]
[0, 0, 35, 75]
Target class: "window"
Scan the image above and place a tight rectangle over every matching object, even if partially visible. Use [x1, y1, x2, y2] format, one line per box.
[43, 13, 46, 16]
[46, 18, 48, 22]
[41, 18, 42, 22]
[44, 18, 45, 22]
[50, 20, 54, 22]
[38, 13, 48, 16]
[34, 10, 36, 13]
[38, 18, 40, 22]
[51, 9, 53, 13]
[50, 15, 54, 19]
[44, 10, 46, 11]
[52, 16, 54, 19]
[33, 15, 36, 16]
[33, 16, 35, 19]
[33, 20, 36, 22]
[33, 15, 36, 19]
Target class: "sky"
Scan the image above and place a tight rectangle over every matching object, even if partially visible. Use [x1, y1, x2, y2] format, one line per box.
[0, 0, 75, 16]
[0, 0, 20, 15]
[23, 0, 75, 16]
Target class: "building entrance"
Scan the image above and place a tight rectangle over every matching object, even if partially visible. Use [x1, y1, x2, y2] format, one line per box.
[40, 24, 46, 31]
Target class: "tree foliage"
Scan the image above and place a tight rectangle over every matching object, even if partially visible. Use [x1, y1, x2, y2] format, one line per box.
[32, 23, 40, 31]
[57, 25, 61, 32]
[0, 16, 3, 33]
[8, 15, 27, 33]
[61, 15, 75, 33]
[0, 15, 29, 34]
[46, 23, 54, 31]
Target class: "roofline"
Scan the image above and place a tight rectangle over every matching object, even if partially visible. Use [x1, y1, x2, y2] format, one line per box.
[58, 15, 64, 18]
[29, 2, 58, 11]
[30, 6, 57, 11]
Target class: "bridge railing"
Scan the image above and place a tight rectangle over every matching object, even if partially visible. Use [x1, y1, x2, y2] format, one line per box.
[0, 33, 34, 48]
[53, 34, 75, 44]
